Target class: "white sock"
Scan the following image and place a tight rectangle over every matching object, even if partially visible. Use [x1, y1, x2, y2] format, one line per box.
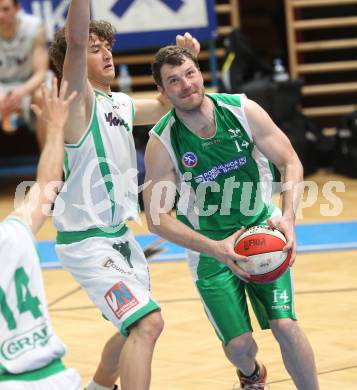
[85, 379, 116, 390]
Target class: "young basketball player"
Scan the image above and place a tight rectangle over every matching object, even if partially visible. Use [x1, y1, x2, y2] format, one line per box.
[48, 1, 200, 389]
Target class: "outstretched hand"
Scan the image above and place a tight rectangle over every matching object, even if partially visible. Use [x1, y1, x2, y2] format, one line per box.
[31, 78, 77, 132]
[176, 32, 200, 58]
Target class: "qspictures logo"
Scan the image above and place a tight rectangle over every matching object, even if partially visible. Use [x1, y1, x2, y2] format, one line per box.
[105, 282, 139, 319]
[1, 323, 50, 360]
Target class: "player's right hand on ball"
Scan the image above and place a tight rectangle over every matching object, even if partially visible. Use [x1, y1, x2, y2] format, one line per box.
[213, 227, 251, 281]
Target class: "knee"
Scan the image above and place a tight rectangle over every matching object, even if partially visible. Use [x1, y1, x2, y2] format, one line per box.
[270, 318, 298, 342]
[226, 332, 254, 356]
[131, 310, 164, 344]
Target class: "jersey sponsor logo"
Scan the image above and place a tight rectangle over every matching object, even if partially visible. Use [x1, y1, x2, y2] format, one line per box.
[193, 156, 247, 183]
[182, 152, 198, 168]
[112, 103, 127, 110]
[1, 323, 50, 360]
[102, 257, 135, 276]
[202, 139, 221, 149]
[228, 128, 242, 138]
[272, 304, 290, 310]
[104, 112, 130, 131]
[112, 241, 133, 268]
[105, 282, 139, 319]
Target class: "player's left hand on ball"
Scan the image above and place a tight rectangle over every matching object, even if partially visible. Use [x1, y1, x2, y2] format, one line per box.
[176, 32, 200, 57]
[267, 217, 296, 266]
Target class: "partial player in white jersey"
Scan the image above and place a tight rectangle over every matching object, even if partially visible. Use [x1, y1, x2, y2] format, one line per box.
[0, 0, 49, 148]
[0, 78, 81, 389]
[48, 1, 200, 389]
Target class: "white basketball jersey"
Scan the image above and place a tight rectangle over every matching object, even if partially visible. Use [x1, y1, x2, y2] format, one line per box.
[0, 217, 66, 375]
[0, 11, 41, 83]
[53, 91, 138, 233]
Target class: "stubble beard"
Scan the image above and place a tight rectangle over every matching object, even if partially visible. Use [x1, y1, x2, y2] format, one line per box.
[176, 87, 205, 112]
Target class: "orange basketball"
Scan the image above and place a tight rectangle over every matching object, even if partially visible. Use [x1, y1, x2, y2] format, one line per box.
[234, 226, 291, 283]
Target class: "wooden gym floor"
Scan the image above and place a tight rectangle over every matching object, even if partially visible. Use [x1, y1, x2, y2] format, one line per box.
[1, 170, 356, 389]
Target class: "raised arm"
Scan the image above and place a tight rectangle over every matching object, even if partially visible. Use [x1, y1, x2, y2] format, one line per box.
[143, 135, 250, 279]
[243, 98, 303, 263]
[62, 0, 93, 143]
[11, 79, 77, 235]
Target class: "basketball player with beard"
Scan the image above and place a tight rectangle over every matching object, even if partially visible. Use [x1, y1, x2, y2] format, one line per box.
[143, 45, 320, 390]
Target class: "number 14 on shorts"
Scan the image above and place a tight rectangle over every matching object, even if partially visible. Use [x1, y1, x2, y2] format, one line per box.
[273, 289, 289, 303]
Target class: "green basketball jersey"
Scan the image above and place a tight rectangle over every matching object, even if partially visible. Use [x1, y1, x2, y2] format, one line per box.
[151, 93, 278, 239]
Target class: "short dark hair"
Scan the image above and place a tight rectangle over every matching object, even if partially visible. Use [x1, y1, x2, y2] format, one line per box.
[49, 20, 116, 79]
[152, 46, 199, 87]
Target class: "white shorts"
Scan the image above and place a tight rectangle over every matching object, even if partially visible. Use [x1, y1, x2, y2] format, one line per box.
[56, 229, 160, 336]
[0, 368, 81, 390]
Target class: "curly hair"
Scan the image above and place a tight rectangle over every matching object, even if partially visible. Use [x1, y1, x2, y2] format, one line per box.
[49, 20, 116, 79]
[152, 45, 199, 87]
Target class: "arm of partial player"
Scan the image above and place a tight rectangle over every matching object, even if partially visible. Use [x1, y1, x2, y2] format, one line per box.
[11, 80, 77, 236]
[143, 135, 250, 279]
[244, 97, 303, 264]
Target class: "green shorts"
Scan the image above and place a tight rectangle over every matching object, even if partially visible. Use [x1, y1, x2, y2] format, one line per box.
[187, 250, 296, 345]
